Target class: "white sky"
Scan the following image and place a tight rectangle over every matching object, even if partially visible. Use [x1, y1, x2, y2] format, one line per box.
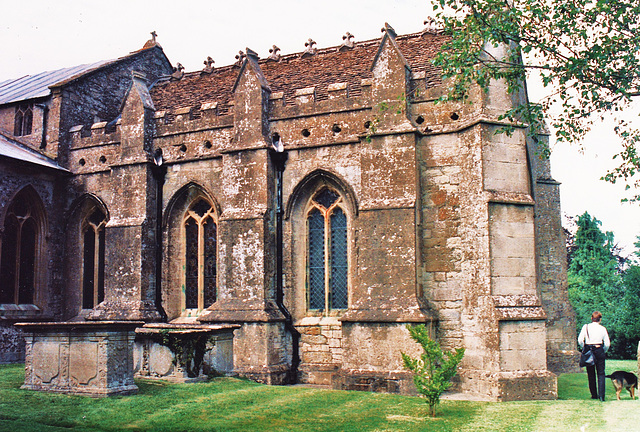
[2, 0, 639, 253]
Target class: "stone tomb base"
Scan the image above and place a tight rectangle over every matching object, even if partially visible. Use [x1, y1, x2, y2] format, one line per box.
[16, 321, 142, 397]
[134, 323, 238, 382]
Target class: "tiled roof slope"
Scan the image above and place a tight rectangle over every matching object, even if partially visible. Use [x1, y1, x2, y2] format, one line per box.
[150, 32, 449, 113]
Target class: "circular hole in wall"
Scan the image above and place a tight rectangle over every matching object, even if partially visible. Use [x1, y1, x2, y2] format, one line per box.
[79, 158, 86, 166]
[450, 112, 460, 121]
[416, 115, 425, 124]
[204, 140, 212, 149]
[332, 124, 342, 134]
[99, 155, 107, 163]
[301, 129, 311, 137]
[180, 144, 187, 152]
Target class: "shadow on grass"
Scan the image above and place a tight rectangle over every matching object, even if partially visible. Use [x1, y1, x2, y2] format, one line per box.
[0, 360, 637, 432]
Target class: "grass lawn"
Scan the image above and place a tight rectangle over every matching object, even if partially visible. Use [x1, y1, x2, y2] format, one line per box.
[0, 360, 638, 432]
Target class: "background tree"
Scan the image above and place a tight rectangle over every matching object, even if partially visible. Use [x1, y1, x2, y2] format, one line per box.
[567, 212, 640, 358]
[431, 0, 640, 197]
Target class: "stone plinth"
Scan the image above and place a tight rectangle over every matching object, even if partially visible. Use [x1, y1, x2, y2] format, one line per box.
[134, 323, 238, 382]
[16, 321, 143, 397]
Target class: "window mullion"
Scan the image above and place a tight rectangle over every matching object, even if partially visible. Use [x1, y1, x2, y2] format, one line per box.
[93, 227, 100, 307]
[198, 219, 205, 311]
[14, 220, 23, 304]
[324, 211, 330, 315]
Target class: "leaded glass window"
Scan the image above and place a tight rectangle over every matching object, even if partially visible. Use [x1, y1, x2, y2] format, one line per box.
[0, 198, 38, 304]
[306, 188, 348, 312]
[14, 104, 33, 137]
[82, 209, 106, 309]
[183, 199, 217, 313]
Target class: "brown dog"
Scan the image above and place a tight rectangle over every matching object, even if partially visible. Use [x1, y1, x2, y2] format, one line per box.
[605, 371, 638, 400]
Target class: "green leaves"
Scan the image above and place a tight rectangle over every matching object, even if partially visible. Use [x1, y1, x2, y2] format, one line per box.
[567, 211, 640, 358]
[401, 324, 465, 417]
[431, 0, 640, 196]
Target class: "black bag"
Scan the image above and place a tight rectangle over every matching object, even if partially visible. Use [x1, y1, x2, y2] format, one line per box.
[580, 348, 595, 367]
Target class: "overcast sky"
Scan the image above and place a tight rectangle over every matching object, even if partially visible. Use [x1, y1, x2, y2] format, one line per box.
[2, 0, 639, 253]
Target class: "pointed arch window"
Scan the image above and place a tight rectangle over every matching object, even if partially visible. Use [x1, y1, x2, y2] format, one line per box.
[0, 199, 38, 304]
[184, 199, 217, 313]
[307, 188, 348, 312]
[14, 104, 33, 137]
[82, 209, 106, 309]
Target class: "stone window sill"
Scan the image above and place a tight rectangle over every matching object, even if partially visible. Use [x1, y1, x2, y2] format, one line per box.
[0, 304, 41, 319]
[296, 316, 341, 326]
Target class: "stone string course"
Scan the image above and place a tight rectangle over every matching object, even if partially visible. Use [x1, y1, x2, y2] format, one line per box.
[0, 26, 578, 399]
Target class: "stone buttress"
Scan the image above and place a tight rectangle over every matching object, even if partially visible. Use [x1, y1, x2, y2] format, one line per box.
[15, 26, 579, 400]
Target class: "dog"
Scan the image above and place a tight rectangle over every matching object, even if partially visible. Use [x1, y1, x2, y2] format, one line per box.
[605, 371, 638, 400]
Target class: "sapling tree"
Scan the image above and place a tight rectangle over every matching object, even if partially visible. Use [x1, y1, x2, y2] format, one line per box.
[401, 324, 465, 417]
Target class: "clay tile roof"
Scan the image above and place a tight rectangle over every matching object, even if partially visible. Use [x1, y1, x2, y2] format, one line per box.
[149, 32, 449, 112]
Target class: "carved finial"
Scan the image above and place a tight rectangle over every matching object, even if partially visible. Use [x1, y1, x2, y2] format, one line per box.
[423, 17, 442, 34]
[142, 30, 161, 49]
[171, 63, 184, 80]
[338, 32, 355, 52]
[235, 50, 246, 67]
[202, 56, 215, 74]
[301, 38, 317, 58]
[268, 45, 281, 62]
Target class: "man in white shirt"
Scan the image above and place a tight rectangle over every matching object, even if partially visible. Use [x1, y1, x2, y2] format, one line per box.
[578, 311, 611, 401]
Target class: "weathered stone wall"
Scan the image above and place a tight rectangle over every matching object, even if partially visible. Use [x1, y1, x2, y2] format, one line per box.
[530, 133, 580, 373]
[0, 102, 48, 152]
[1, 28, 578, 400]
[0, 159, 67, 362]
[297, 317, 343, 385]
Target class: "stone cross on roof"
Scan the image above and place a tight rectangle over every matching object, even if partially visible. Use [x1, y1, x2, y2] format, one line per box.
[423, 17, 443, 34]
[301, 38, 317, 58]
[142, 30, 161, 49]
[234, 50, 246, 67]
[338, 32, 355, 52]
[268, 45, 281, 62]
[202, 56, 215, 74]
[171, 63, 184, 80]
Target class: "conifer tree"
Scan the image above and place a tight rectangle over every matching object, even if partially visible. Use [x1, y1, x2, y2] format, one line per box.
[401, 324, 464, 417]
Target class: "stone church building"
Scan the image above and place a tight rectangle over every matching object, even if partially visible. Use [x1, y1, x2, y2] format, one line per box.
[0, 24, 577, 400]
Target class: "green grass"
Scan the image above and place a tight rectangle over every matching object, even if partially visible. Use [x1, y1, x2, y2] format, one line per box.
[0, 360, 638, 431]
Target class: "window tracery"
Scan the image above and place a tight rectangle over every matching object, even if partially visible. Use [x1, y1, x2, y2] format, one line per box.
[14, 104, 33, 137]
[183, 199, 217, 313]
[81, 209, 106, 309]
[306, 188, 348, 312]
[0, 198, 39, 304]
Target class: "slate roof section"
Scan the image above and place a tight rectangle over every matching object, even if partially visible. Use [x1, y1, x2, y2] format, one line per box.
[0, 130, 68, 172]
[0, 45, 169, 105]
[149, 32, 449, 113]
[0, 61, 110, 105]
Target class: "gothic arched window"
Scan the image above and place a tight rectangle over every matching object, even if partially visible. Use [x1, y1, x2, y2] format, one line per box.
[307, 188, 348, 312]
[14, 104, 33, 137]
[184, 199, 217, 313]
[82, 209, 106, 309]
[0, 199, 39, 304]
